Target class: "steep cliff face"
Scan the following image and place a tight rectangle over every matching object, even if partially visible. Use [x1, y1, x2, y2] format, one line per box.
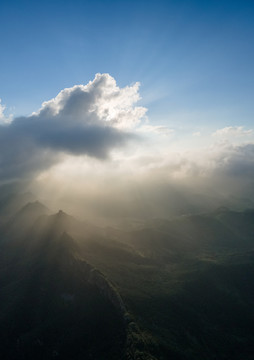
[88, 268, 127, 316]
[87, 267, 157, 360]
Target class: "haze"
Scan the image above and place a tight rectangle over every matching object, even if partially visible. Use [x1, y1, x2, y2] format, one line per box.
[1, 2, 254, 359]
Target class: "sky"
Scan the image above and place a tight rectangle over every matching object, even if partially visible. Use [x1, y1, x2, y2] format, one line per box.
[0, 0, 254, 222]
[1, 0, 254, 125]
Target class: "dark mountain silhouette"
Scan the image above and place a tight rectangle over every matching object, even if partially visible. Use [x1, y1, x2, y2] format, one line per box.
[0, 222, 127, 359]
[1, 197, 254, 359]
[16, 200, 50, 219]
[0, 190, 35, 224]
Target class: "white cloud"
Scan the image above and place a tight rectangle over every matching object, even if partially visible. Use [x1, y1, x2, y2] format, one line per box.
[0, 74, 147, 181]
[35, 73, 146, 129]
[212, 126, 253, 138]
[0, 99, 12, 124]
[192, 131, 201, 137]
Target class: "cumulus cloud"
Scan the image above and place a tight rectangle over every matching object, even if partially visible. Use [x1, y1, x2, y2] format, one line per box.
[212, 126, 253, 138]
[34, 73, 146, 129]
[0, 74, 147, 181]
[2, 73, 254, 219]
[0, 99, 12, 124]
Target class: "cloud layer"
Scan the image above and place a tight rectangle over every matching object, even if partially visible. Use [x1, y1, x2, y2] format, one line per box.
[212, 126, 253, 138]
[1, 73, 254, 222]
[31, 139, 254, 225]
[0, 74, 147, 181]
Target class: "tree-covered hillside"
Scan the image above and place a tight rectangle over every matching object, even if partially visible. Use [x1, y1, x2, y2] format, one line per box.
[1, 194, 254, 359]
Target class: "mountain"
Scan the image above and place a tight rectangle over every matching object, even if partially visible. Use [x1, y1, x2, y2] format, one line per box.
[1, 200, 254, 359]
[0, 190, 35, 225]
[0, 224, 127, 359]
[90, 209, 254, 359]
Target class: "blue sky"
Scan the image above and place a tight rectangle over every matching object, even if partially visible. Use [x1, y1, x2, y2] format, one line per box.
[1, 0, 254, 215]
[1, 0, 254, 131]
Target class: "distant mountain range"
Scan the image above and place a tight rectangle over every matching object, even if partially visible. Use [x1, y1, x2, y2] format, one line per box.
[0, 192, 254, 359]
